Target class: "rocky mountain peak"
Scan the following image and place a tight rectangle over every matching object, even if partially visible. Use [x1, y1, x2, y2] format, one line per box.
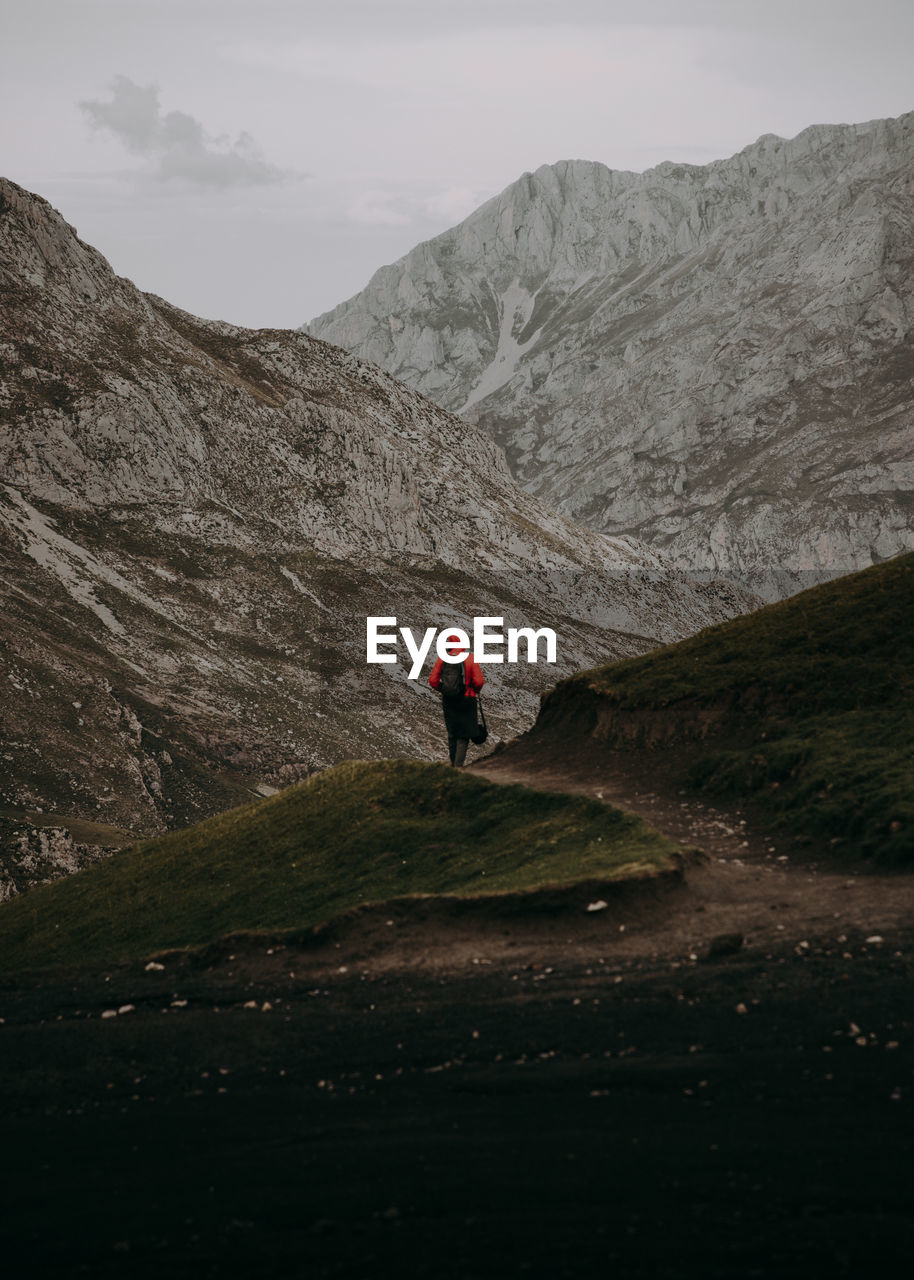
[306, 111, 914, 577]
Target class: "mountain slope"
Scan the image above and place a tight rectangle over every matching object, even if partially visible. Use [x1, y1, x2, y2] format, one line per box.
[307, 111, 914, 576]
[0, 177, 751, 891]
[0, 760, 682, 972]
[496, 552, 914, 862]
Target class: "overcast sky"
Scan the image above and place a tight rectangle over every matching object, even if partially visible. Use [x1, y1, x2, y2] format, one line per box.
[3, 0, 913, 327]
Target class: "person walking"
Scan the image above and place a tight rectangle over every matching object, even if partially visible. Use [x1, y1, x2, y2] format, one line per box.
[428, 632, 485, 767]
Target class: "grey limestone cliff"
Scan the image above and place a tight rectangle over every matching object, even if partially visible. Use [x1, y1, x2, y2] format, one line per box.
[307, 112, 914, 576]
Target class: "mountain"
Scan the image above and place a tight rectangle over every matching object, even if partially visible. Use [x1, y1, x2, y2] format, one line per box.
[0, 178, 752, 895]
[485, 552, 914, 863]
[306, 111, 914, 578]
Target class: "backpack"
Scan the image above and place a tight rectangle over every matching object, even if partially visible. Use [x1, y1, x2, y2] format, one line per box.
[438, 658, 466, 697]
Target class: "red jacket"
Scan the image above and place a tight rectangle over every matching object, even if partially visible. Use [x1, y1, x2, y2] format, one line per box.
[429, 652, 484, 698]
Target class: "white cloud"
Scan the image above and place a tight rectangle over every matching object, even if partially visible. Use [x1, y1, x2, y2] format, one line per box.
[79, 75, 293, 187]
[425, 186, 489, 223]
[346, 184, 496, 230]
[347, 189, 412, 227]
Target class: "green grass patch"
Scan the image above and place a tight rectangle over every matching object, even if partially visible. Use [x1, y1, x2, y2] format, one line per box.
[688, 707, 914, 858]
[582, 554, 913, 713]
[564, 554, 914, 862]
[0, 761, 678, 973]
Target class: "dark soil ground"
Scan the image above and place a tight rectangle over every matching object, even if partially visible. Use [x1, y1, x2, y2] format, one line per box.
[2, 741, 913, 1279]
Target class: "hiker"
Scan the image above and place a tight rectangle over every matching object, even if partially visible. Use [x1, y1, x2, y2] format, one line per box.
[428, 632, 485, 767]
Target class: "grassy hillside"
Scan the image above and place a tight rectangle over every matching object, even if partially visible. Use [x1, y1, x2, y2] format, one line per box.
[0, 761, 680, 973]
[551, 552, 914, 862]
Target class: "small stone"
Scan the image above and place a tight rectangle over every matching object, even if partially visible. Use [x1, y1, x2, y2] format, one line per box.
[145, 962, 165, 972]
[735, 1002, 748, 1015]
[117, 1004, 135, 1015]
[586, 900, 609, 913]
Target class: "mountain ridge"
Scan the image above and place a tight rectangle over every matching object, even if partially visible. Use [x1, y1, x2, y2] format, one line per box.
[306, 110, 914, 576]
[313, 111, 912, 330]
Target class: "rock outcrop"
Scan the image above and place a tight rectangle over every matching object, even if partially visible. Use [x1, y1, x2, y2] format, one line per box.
[0, 177, 753, 884]
[307, 111, 914, 576]
[0, 821, 115, 902]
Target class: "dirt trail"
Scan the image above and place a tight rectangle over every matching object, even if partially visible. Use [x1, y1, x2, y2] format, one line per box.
[472, 743, 914, 964]
[221, 740, 914, 980]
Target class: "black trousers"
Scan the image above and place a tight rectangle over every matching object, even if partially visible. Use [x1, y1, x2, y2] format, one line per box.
[442, 694, 476, 768]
